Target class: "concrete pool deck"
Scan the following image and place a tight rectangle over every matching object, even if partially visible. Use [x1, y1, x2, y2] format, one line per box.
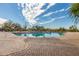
[59, 32, 79, 46]
[0, 32, 79, 55]
[0, 32, 27, 55]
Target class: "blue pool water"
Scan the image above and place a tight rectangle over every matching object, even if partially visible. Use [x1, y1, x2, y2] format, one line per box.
[13, 32, 64, 38]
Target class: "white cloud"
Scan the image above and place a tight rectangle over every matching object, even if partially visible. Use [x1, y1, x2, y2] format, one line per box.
[35, 6, 70, 24]
[18, 3, 45, 25]
[39, 19, 55, 24]
[39, 15, 68, 25]
[46, 3, 56, 9]
[0, 18, 8, 28]
[0, 18, 7, 25]
[65, 7, 70, 10]
[17, 3, 56, 26]
[43, 7, 70, 17]
[17, 3, 68, 25]
[43, 12, 53, 17]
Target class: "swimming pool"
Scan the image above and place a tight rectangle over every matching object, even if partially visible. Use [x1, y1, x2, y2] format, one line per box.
[13, 32, 64, 38]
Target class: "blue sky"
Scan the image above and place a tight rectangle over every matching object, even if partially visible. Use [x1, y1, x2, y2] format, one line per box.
[0, 3, 76, 29]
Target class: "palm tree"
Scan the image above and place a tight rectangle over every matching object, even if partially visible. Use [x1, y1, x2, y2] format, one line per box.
[23, 22, 27, 31]
[70, 3, 79, 31]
